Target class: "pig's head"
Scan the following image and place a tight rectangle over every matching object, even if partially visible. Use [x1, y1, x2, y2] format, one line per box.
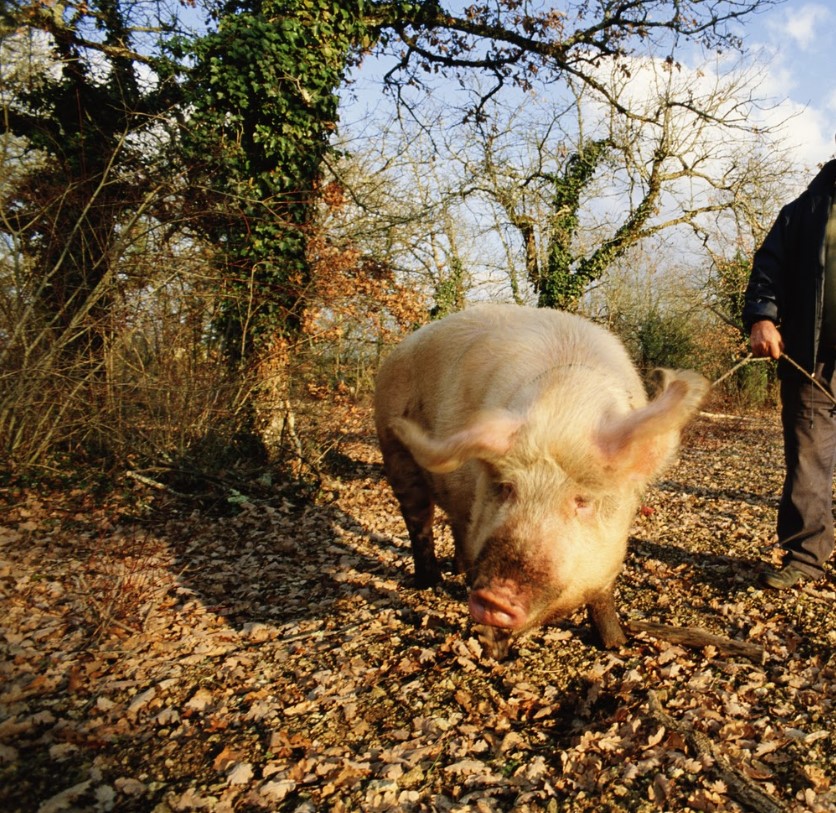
[389, 368, 707, 655]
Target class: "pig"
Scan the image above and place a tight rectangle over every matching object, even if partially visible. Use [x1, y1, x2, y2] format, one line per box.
[374, 303, 708, 659]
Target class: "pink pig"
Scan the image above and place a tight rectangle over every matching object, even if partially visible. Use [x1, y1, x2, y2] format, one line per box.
[374, 304, 707, 658]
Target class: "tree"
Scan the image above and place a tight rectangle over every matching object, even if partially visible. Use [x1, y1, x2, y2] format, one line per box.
[180, 0, 370, 364]
[0, 2, 219, 468]
[448, 50, 793, 312]
[5, 0, 782, 354]
[184, 0, 779, 356]
[1, 1, 187, 360]
[539, 138, 613, 309]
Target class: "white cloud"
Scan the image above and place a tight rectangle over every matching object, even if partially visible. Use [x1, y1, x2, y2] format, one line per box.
[778, 3, 832, 48]
[735, 5, 835, 170]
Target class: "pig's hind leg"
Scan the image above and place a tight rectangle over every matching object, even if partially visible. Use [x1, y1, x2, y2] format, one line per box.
[587, 587, 627, 649]
[381, 442, 442, 587]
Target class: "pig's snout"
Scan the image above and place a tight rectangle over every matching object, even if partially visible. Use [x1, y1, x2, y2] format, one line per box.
[468, 582, 528, 629]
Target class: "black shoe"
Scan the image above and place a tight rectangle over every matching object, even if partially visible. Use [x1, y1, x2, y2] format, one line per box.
[760, 564, 808, 590]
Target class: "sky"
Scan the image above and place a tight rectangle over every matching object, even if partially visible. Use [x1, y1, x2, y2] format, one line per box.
[340, 1, 836, 176]
[731, 1, 836, 170]
[333, 1, 836, 298]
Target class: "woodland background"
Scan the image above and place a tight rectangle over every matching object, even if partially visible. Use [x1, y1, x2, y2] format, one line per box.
[0, 0, 808, 486]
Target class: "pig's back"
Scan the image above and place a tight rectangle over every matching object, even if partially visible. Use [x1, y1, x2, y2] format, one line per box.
[375, 304, 644, 433]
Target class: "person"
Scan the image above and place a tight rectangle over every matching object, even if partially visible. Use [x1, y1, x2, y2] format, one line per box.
[742, 155, 836, 589]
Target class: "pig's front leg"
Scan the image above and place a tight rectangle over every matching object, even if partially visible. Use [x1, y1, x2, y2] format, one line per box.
[381, 443, 442, 587]
[403, 501, 441, 587]
[587, 588, 627, 649]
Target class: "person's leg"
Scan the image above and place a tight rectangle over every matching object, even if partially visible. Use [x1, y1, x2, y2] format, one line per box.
[774, 362, 836, 579]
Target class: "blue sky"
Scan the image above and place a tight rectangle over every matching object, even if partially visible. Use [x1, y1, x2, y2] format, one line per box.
[736, 1, 836, 169]
[340, 2, 834, 172]
[333, 2, 834, 296]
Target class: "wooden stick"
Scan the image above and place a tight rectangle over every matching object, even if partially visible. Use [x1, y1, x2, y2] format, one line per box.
[626, 619, 764, 663]
[647, 690, 787, 813]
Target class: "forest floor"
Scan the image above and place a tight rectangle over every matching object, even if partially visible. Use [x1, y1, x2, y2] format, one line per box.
[1, 400, 835, 813]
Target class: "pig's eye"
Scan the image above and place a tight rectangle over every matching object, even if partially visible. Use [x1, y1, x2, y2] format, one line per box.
[573, 495, 594, 515]
[495, 481, 516, 502]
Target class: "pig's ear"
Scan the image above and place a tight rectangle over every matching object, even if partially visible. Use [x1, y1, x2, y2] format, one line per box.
[594, 370, 708, 482]
[389, 411, 524, 474]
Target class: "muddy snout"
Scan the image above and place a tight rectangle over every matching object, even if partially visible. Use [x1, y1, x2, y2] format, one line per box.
[468, 580, 530, 630]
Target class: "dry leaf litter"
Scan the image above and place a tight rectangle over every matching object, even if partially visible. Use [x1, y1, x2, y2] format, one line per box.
[1, 407, 835, 812]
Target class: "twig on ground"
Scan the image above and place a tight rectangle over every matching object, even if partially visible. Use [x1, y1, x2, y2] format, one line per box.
[647, 690, 787, 813]
[626, 619, 764, 662]
[698, 410, 758, 422]
[125, 470, 193, 499]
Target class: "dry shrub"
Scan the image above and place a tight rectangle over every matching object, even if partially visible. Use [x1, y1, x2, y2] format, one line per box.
[0, 255, 255, 477]
[690, 319, 777, 410]
[239, 227, 431, 485]
[72, 530, 170, 642]
[301, 234, 428, 397]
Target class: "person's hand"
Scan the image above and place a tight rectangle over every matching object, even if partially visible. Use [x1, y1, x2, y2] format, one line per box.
[750, 320, 783, 359]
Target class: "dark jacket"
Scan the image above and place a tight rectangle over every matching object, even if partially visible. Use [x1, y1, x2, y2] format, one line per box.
[742, 159, 836, 373]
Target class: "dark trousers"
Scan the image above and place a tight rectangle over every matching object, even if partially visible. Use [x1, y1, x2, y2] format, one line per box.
[777, 359, 836, 577]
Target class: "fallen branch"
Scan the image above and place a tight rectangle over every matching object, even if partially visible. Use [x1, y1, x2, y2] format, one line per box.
[647, 690, 787, 813]
[698, 410, 758, 422]
[126, 468, 272, 504]
[125, 470, 193, 499]
[626, 619, 763, 663]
